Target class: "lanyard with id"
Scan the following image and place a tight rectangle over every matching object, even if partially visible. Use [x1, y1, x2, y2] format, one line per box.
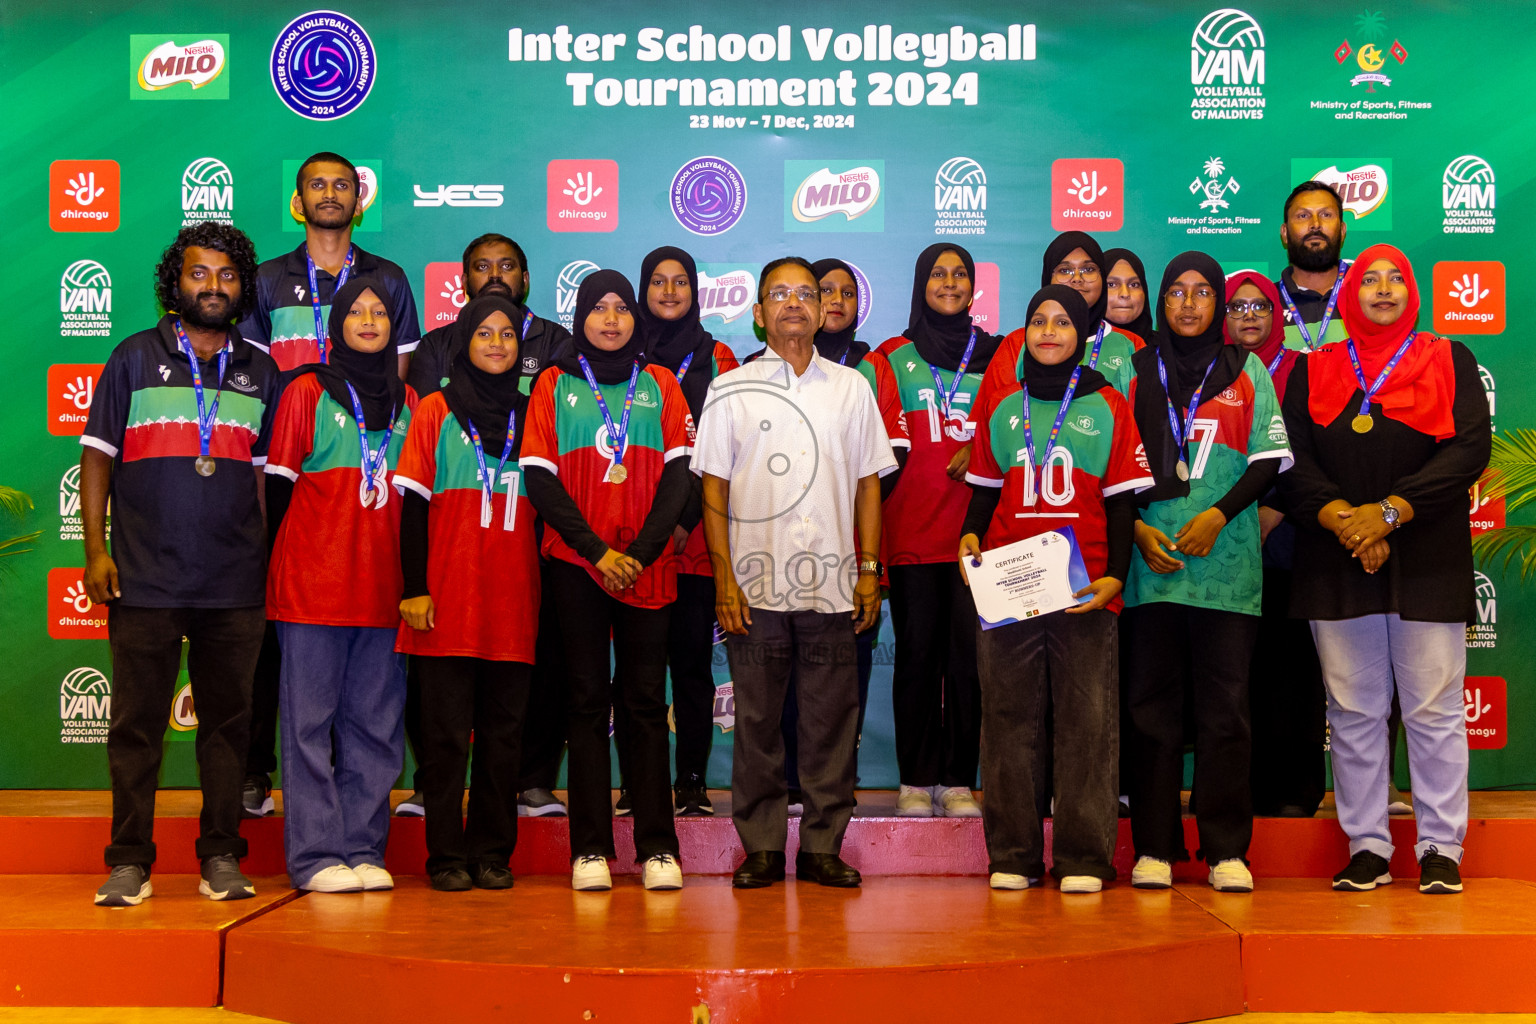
[1344, 332, 1416, 434]
[306, 244, 354, 364]
[927, 326, 978, 430]
[467, 410, 518, 529]
[577, 355, 641, 484]
[1019, 365, 1084, 507]
[1155, 353, 1219, 482]
[172, 318, 231, 477]
[343, 382, 397, 508]
[1277, 259, 1350, 352]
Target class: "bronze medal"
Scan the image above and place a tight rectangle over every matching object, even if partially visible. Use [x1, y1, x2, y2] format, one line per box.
[1175, 460, 1190, 482]
[1351, 414, 1374, 434]
[607, 463, 628, 484]
[194, 456, 216, 477]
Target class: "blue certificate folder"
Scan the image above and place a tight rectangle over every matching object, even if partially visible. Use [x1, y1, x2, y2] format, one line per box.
[976, 526, 1094, 630]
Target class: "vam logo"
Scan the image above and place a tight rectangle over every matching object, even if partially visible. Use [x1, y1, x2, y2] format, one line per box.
[555, 259, 602, 329]
[697, 266, 757, 332]
[785, 161, 884, 232]
[59, 667, 111, 744]
[1443, 156, 1495, 235]
[1467, 571, 1497, 648]
[130, 35, 229, 100]
[182, 158, 233, 225]
[934, 157, 987, 235]
[1480, 364, 1496, 430]
[1190, 9, 1266, 120]
[59, 259, 113, 338]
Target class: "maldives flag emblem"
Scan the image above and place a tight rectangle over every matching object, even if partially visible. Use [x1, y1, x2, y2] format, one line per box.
[1390, 39, 1408, 63]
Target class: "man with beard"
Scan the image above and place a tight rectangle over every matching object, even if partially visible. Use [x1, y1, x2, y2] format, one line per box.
[397, 234, 573, 819]
[236, 152, 422, 818]
[82, 224, 278, 906]
[1275, 181, 1353, 351]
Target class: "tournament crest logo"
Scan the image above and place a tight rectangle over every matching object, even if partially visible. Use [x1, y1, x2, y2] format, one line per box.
[270, 11, 376, 120]
[671, 156, 748, 237]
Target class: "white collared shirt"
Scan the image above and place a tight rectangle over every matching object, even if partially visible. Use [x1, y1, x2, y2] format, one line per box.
[692, 349, 898, 613]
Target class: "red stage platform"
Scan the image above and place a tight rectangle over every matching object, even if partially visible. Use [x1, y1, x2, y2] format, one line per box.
[1, 790, 1533, 1021]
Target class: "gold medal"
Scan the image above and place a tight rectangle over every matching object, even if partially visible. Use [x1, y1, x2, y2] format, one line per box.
[607, 464, 628, 484]
[194, 456, 216, 477]
[1175, 460, 1190, 482]
[1351, 414, 1374, 434]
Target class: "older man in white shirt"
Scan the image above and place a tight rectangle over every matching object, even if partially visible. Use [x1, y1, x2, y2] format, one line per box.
[692, 256, 898, 889]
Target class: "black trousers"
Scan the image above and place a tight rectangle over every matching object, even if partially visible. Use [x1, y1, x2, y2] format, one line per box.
[547, 559, 678, 862]
[518, 559, 570, 792]
[1125, 601, 1258, 864]
[783, 626, 873, 792]
[668, 572, 719, 783]
[416, 655, 532, 874]
[106, 604, 265, 866]
[979, 608, 1120, 880]
[728, 608, 859, 855]
[244, 619, 281, 777]
[1249, 568, 1326, 815]
[888, 562, 981, 788]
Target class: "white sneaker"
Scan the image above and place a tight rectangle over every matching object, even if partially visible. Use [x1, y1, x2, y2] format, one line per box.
[302, 864, 363, 893]
[1208, 859, 1254, 893]
[352, 863, 394, 891]
[895, 784, 933, 817]
[1060, 875, 1103, 894]
[989, 872, 1038, 890]
[932, 787, 983, 818]
[1131, 856, 1172, 889]
[642, 853, 683, 891]
[571, 854, 612, 892]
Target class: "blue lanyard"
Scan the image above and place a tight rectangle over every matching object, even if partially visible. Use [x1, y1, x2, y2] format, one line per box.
[1345, 332, 1417, 417]
[577, 355, 641, 470]
[305, 244, 354, 364]
[1020, 365, 1084, 488]
[343, 382, 396, 503]
[1085, 322, 1107, 369]
[467, 410, 517, 525]
[1267, 348, 1287, 377]
[927, 326, 977, 420]
[838, 349, 851, 366]
[171, 318, 230, 458]
[1155, 352, 1219, 456]
[522, 309, 534, 338]
[676, 351, 696, 380]
[1277, 259, 1351, 352]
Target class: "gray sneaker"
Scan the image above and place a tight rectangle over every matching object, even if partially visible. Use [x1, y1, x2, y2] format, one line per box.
[199, 854, 255, 901]
[242, 774, 274, 818]
[518, 788, 568, 817]
[95, 864, 153, 907]
[394, 791, 425, 817]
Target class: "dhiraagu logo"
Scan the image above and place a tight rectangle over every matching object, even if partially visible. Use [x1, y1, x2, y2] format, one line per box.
[785, 160, 884, 232]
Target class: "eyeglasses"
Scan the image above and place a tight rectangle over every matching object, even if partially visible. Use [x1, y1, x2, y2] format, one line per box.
[1164, 286, 1217, 307]
[1225, 299, 1273, 317]
[766, 286, 819, 303]
[1052, 264, 1101, 282]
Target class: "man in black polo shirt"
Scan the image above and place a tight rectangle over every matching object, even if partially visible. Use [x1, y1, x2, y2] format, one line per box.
[399, 233, 573, 819]
[237, 151, 421, 818]
[82, 223, 278, 906]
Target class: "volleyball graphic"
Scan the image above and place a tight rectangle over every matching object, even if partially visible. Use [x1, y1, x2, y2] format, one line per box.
[1192, 8, 1265, 53]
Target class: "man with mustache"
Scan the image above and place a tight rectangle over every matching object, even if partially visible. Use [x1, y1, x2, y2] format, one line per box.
[1275, 181, 1353, 352]
[235, 151, 423, 820]
[82, 223, 279, 906]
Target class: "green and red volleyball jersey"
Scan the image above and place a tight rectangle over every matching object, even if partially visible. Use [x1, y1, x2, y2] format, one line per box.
[967, 374, 1153, 614]
[876, 336, 982, 566]
[679, 342, 742, 576]
[1123, 352, 1292, 617]
[521, 363, 693, 609]
[264, 373, 418, 627]
[986, 323, 1144, 399]
[392, 393, 539, 662]
[81, 317, 278, 608]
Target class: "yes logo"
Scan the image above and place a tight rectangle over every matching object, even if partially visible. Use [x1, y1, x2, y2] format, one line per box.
[1463, 676, 1506, 750]
[50, 160, 120, 232]
[1432, 262, 1503, 335]
[547, 160, 618, 232]
[47, 568, 109, 639]
[1051, 159, 1123, 230]
[423, 261, 467, 326]
[48, 364, 104, 435]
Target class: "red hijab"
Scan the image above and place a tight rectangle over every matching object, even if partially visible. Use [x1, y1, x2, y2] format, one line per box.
[1307, 244, 1457, 440]
[1223, 270, 1296, 403]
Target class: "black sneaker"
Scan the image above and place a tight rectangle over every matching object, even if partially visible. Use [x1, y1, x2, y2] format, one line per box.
[1332, 851, 1392, 891]
[430, 868, 473, 892]
[242, 774, 274, 818]
[199, 854, 255, 901]
[1419, 847, 1463, 894]
[614, 788, 632, 817]
[674, 776, 714, 817]
[95, 864, 152, 907]
[394, 791, 425, 817]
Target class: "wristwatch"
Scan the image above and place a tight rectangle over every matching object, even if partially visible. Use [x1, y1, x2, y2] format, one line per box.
[1378, 498, 1401, 529]
[858, 559, 884, 576]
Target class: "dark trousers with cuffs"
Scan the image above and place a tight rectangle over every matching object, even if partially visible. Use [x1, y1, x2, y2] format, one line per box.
[547, 559, 678, 862]
[519, 559, 569, 792]
[728, 608, 859, 855]
[1249, 568, 1326, 815]
[244, 620, 281, 778]
[106, 604, 265, 867]
[888, 562, 981, 789]
[416, 655, 532, 874]
[979, 608, 1120, 880]
[1125, 601, 1258, 864]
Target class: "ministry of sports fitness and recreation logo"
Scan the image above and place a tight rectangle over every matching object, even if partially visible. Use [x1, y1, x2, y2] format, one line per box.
[1292, 159, 1392, 231]
[130, 36, 229, 99]
[181, 158, 233, 226]
[1432, 261, 1504, 336]
[60, 667, 111, 745]
[785, 161, 884, 232]
[671, 156, 748, 236]
[1313, 11, 1430, 119]
[1189, 8, 1266, 121]
[1333, 11, 1407, 93]
[1169, 156, 1259, 237]
[1467, 571, 1497, 648]
[697, 264, 758, 337]
[271, 11, 375, 120]
[1442, 156, 1495, 235]
[554, 259, 601, 329]
[59, 260, 112, 338]
[933, 157, 987, 235]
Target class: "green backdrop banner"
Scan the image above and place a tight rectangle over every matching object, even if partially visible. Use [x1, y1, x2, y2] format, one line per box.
[1, 1, 1531, 789]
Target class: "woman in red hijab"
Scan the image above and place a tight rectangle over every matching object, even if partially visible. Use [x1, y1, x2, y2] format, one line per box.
[1278, 244, 1489, 896]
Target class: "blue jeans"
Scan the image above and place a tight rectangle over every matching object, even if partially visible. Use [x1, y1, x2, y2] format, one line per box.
[276, 622, 406, 887]
[1310, 615, 1468, 863]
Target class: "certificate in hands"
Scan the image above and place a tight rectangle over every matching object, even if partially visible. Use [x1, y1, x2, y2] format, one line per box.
[969, 527, 1093, 630]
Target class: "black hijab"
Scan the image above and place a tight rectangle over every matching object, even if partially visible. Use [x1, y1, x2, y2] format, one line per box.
[637, 246, 714, 417]
[1040, 231, 1110, 333]
[305, 276, 404, 430]
[555, 269, 647, 385]
[1131, 251, 1248, 499]
[443, 294, 527, 455]
[1017, 286, 1111, 401]
[902, 242, 1003, 373]
[1101, 246, 1155, 343]
[810, 257, 868, 368]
